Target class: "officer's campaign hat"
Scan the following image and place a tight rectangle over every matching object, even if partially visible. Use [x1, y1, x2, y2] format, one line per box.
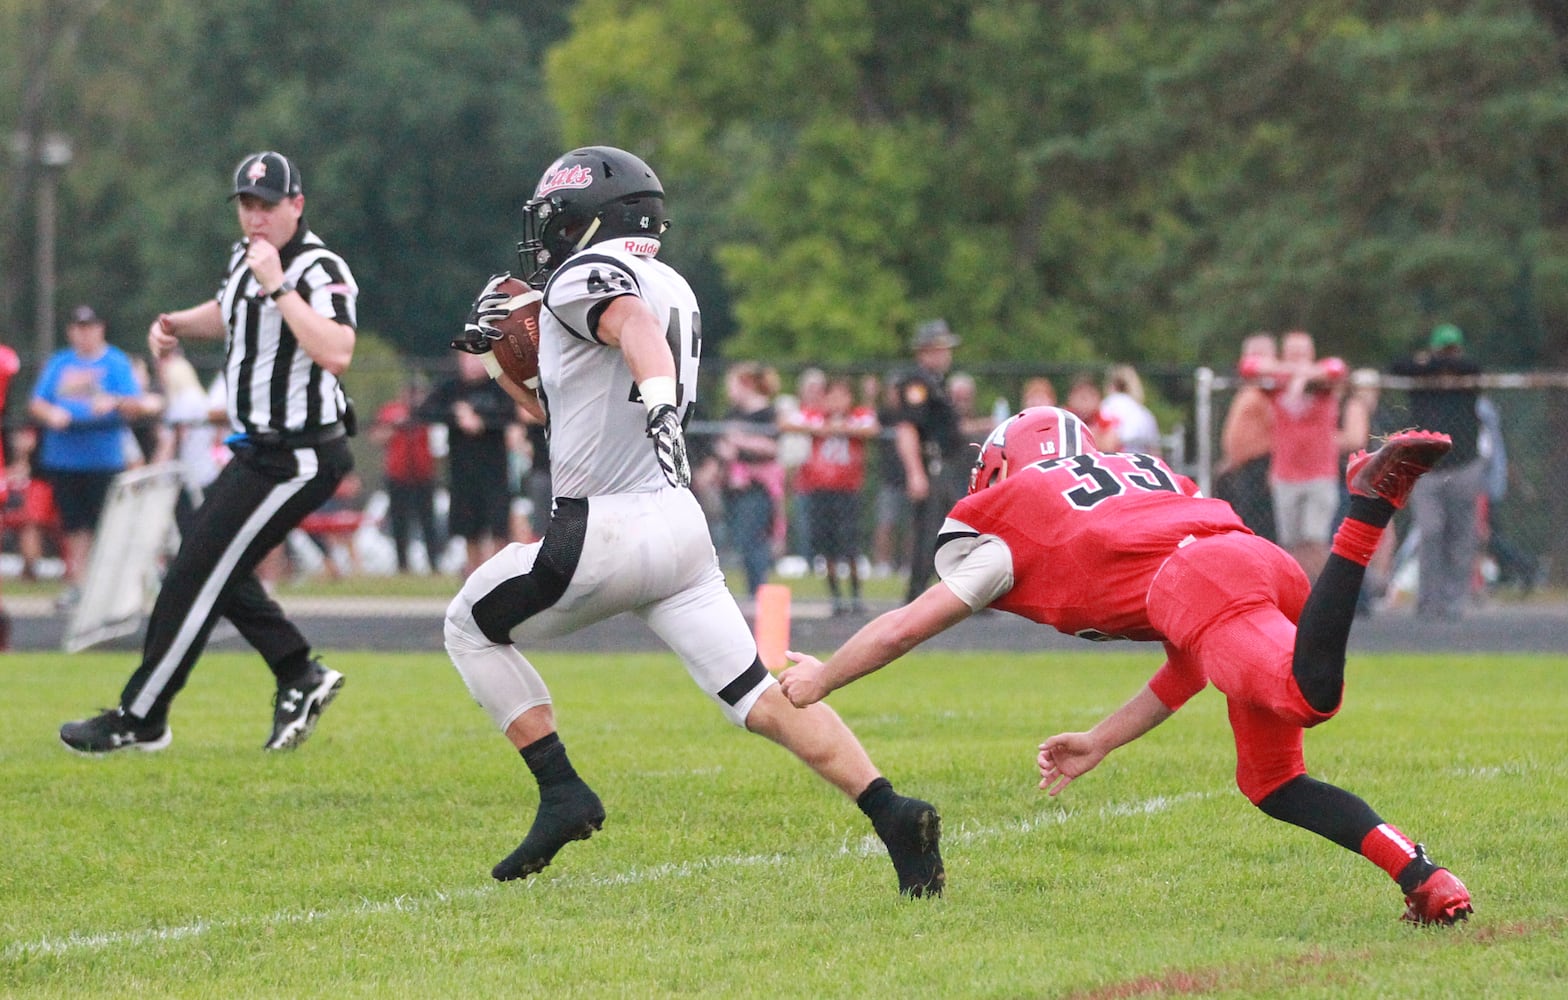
[911, 318, 961, 351]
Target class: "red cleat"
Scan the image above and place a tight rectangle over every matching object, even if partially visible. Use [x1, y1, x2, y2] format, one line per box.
[1402, 866, 1473, 926]
[1345, 430, 1452, 509]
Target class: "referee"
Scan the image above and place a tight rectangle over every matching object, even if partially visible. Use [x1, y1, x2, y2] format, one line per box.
[61, 150, 358, 754]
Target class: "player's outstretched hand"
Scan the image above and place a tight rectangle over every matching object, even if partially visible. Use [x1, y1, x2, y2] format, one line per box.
[451, 273, 513, 354]
[1037, 732, 1106, 796]
[778, 651, 829, 707]
[645, 403, 691, 488]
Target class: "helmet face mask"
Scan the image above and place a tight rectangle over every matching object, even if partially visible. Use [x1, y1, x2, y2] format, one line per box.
[969, 406, 1097, 494]
[516, 146, 669, 288]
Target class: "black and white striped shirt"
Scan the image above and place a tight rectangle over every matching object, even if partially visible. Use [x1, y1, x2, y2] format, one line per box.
[216, 225, 357, 436]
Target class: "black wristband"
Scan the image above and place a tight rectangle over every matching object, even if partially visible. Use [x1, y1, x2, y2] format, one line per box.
[269, 281, 295, 301]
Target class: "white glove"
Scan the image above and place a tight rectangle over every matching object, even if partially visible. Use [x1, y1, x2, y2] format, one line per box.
[451, 273, 513, 354]
[645, 404, 691, 489]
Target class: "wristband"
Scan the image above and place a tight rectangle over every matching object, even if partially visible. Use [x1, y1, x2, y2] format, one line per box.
[480, 352, 504, 379]
[639, 375, 677, 412]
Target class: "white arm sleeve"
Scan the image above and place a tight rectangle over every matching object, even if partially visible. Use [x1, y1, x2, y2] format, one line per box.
[933, 516, 1014, 610]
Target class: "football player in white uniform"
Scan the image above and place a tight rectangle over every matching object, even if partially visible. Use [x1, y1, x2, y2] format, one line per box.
[444, 146, 943, 896]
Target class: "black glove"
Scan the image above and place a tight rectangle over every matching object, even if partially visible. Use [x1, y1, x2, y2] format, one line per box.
[646, 404, 691, 489]
[450, 273, 513, 354]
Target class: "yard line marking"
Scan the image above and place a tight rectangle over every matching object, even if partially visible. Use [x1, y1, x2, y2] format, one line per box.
[4, 790, 1213, 961]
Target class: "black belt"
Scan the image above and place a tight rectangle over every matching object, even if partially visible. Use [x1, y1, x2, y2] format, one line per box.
[228, 423, 346, 450]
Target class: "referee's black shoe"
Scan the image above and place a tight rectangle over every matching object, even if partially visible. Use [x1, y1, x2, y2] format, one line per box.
[60, 707, 172, 755]
[265, 659, 345, 751]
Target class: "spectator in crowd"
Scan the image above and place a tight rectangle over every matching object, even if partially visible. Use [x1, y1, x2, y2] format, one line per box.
[1021, 376, 1057, 408]
[778, 367, 826, 569]
[152, 348, 225, 521]
[869, 374, 909, 579]
[1387, 324, 1485, 617]
[715, 362, 784, 598]
[0, 338, 17, 648]
[125, 355, 165, 466]
[896, 319, 968, 603]
[519, 406, 552, 543]
[1475, 394, 1537, 594]
[1335, 369, 1395, 613]
[795, 376, 879, 615]
[1253, 330, 1348, 581]
[371, 377, 441, 573]
[1064, 373, 1121, 452]
[4, 426, 60, 582]
[947, 371, 997, 442]
[1100, 364, 1161, 455]
[28, 305, 160, 608]
[421, 351, 518, 576]
[1217, 332, 1279, 541]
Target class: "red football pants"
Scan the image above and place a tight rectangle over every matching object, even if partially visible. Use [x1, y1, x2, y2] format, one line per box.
[1147, 532, 1333, 804]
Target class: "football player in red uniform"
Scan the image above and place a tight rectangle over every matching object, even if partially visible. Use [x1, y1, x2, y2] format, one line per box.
[780, 406, 1472, 925]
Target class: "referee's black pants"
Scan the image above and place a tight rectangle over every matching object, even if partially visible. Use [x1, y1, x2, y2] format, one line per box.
[120, 438, 352, 725]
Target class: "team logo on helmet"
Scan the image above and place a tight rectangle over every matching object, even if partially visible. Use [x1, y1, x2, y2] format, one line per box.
[247, 160, 269, 182]
[536, 163, 594, 197]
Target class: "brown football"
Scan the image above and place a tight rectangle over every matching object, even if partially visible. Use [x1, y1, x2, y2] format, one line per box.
[488, 276, 542, 386]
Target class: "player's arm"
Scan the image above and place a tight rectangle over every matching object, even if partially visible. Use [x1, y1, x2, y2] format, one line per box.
[778, 582, 975, 707]
[596, 294, 690, 488]
[493, 371, 546, 422]
[1036, 685, 1173, 796]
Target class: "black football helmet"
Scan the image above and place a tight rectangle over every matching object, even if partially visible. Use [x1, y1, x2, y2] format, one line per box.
[516, 146, 670, 288]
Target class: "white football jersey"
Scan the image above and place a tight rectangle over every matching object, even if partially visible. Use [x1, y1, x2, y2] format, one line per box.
[537, 238, 701, 498]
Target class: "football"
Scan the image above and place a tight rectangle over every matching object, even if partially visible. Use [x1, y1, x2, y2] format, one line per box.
[487, 276, 543, 387]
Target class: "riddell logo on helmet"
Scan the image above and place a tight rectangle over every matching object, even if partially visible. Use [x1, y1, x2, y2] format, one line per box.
[537, 164, 594, 195]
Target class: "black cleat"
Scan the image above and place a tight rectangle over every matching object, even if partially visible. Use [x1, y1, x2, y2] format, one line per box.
[492, 780, 606, 881]
[60, 707, 171, 755]
[873, 795, 945, 897]
[265, 659, 344, 751]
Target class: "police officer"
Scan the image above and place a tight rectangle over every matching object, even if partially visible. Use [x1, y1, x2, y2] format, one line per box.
[895, 318, 967, 602]
[61, 150, 358, 755]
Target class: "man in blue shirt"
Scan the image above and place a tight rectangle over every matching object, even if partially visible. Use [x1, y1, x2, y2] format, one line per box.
[28, 305, 152, 606]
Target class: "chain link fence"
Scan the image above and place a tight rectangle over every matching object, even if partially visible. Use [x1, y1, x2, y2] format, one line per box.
[4, 355, 1565, 648]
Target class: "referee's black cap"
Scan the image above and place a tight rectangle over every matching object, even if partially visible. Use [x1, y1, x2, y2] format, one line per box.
[230, 151, 303, 203]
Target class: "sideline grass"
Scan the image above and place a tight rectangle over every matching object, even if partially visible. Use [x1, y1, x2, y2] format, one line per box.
[4, 650, 1565, 998]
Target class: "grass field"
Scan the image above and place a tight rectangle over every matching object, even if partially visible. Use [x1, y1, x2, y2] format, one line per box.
[4, 649, 1565, 998]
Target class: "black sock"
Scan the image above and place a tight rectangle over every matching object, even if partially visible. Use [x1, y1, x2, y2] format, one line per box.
[1347, 494, 1394, 530]
[1257, 775, 1382, 853]
[856, 776, 897, 822]
[520, 732, 581, 789]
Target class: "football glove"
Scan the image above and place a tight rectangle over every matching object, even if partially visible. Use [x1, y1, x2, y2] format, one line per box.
[450, 273, 513, 354]
[646, 404, 691, 489]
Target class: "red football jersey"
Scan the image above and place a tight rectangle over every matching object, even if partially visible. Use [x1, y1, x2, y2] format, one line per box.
[941, 452, 1250, 641]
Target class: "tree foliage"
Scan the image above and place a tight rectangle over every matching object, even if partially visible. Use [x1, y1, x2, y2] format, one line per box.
[1, 0, 569, 363]
[547, 0, 1568, 369]
[5, 0, 1568, 374]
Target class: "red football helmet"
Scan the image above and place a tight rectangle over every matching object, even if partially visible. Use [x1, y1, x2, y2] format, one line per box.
[968, 406, 1098, 494]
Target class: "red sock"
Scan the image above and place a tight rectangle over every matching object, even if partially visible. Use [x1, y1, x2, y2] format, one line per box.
[1331, 518, 1383, 567]
[1360, 823, 1419, 880]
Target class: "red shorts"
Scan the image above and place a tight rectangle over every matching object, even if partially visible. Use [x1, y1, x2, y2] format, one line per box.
[22, 479, 60, 527]
[1147, 531, 1330, 803]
